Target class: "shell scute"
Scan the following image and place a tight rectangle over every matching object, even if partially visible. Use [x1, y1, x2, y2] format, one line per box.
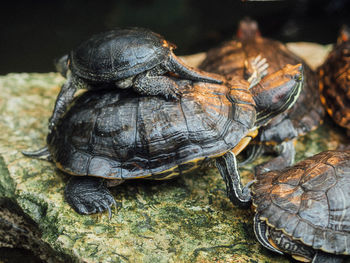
[277, 212, 300, 235]
[274, 167, 303, 187]
[300, 163, 337, 191]
[292, 220, 312, 240]
[270, 184, 302, 214]
[299, 191, 329, 229]
[88, 157, 113, 177]
[327, 183, 350, 232]
[66, 151, 90, 176]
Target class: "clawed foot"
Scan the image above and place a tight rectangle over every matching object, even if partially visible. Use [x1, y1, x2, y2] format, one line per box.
[162, 84, 183, 100]
[243, 180, 256, 196]
[65, 177, 116, 218]
[246, 55, 269, 88]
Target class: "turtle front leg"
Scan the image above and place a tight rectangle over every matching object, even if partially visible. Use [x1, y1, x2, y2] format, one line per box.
[239, 143, 265, 167]
[64, 176, 117, 218]
[255, 140, 295, 175]
[245, 55, 269, 88]
[215, 151, 252, 208]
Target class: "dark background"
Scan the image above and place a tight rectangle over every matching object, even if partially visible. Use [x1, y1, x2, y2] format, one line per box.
[1, 0, 350, 75]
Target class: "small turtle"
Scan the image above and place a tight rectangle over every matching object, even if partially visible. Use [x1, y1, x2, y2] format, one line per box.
[23, 59, 303, 217]
[318, 26, 350, 136]
[49, 28, 222, 130]
[200, 18, 324, 173]
[218, 150, 350, 262]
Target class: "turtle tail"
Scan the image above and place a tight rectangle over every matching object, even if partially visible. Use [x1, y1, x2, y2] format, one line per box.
[22, 146, 52, 161]
[166, 52, 223, 84]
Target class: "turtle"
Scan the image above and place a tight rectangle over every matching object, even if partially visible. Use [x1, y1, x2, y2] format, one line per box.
[318, 25, 350, 136]
[48, 27, 222, 131]
[23, 58, 303, 217]
[217, 150, 350, 262]
[200, 18, 325, 173]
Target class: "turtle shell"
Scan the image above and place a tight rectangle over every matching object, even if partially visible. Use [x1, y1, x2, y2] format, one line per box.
[69, 28, 174, 82]
[252, 150, 350, 255]
[47, 79, 256, 180]
[200, 22, 324, 143]
[318, 32, 350, 133]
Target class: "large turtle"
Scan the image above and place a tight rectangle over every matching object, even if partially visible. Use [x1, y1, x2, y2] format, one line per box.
[23, 60, 303, 217]
[200, 18, 324, 173]
[318, 26, 350, 136]
[217, 150, 350, 262]
[49, 27, 222, 130]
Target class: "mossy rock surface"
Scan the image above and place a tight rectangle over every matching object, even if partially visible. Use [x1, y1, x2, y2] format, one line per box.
[0, 43, 348, 263]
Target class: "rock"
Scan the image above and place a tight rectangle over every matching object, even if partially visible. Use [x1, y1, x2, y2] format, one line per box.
[0, 45, 348, 263]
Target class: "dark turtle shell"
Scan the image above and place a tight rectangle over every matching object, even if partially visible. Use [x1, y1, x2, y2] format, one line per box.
[47, 79, 256, 179]
[200, 19, 324, 144]
[69, 28, 175, 82]
[252, 150, 350, 255]
[318, 26, 350, 134]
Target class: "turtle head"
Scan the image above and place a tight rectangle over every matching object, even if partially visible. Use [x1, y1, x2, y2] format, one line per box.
[337, 25, 350, 44]
[54, 54, 69, 77]
[251, 63, 303, 127]
[237, 17, 261, 41]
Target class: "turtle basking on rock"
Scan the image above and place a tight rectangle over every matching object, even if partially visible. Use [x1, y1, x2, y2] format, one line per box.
[23, 57, 303, 217]
[200, 18, 324, 173]
[218, 150, 350, 262]
[49, 27, 222, 130]
[318, 26, 350, 136]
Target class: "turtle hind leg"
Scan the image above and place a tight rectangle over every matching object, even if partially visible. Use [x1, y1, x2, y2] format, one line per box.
[255, 140, 295, 176]
[133, 69, 185, 100]
[239, 143, 265, 167]
[22, 146, 52, 161]
[64, 176, 117, 219]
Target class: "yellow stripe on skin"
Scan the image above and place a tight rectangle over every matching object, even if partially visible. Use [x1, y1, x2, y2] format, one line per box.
[268, 237, 282, 253]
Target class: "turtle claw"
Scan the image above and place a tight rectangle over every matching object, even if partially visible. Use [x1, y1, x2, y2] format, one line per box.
[107, 205, 112, 220]
[247, 55, 269, 88]
[76, 204, 89, 215]
[242, 180, 256, 196]
[165, 86, 181, 100]
[65, 177, 116, 218]
[245, 179, 257, 189]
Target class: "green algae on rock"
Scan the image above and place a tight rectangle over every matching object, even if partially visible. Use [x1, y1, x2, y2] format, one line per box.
[0, 44, 349, 262]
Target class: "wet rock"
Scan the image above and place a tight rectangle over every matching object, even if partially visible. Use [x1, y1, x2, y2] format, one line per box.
[0, 44, 347, 262]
